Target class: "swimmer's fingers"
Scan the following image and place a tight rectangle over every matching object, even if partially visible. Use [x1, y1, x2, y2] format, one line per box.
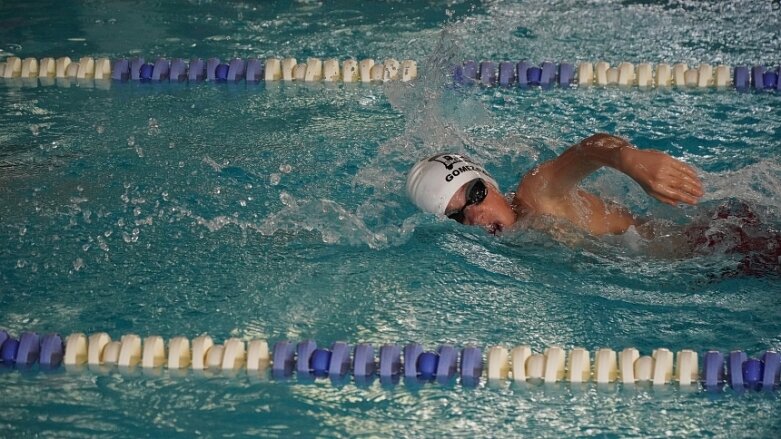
[670, 175, 704, 198]
[645, 174, 701, 205]
[653, 183, 701, 205]
[672, 161, 701, 181]
[657, 163, 703, 197]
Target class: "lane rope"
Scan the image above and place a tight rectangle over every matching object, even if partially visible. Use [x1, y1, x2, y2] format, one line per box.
[1, 330, 779, 390]
[1, 56, 779, 91]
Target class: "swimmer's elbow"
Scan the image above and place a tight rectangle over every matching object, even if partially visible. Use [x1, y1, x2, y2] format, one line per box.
[583, 132, 613, 143]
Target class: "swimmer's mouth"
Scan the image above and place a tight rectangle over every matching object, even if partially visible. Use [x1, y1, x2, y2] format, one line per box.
[486, 223, 503, 235]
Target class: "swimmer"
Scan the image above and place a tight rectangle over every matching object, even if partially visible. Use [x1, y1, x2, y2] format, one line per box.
[406, 133, 704, 236]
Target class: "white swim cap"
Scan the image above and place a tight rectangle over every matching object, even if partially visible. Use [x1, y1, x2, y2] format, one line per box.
[406, 153, 499, 215]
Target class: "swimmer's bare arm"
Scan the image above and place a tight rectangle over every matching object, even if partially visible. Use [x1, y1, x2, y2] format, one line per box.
[514, 133, 704, 233]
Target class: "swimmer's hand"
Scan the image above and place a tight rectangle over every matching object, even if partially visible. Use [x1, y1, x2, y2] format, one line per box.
[620, 148, 704, 206]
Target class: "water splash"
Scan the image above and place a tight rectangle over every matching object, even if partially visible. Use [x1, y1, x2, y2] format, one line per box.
[175, 195, 419, 250]
[702, 158, 781, 211]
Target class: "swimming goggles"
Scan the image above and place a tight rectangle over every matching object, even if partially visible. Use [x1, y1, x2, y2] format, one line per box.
[447, 178, 487, 224]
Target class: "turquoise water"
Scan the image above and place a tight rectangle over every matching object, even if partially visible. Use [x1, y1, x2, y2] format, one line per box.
[1, 0, 781, 437]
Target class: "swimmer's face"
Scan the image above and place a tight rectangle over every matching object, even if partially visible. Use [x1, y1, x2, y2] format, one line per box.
[445, 179, 517, 234]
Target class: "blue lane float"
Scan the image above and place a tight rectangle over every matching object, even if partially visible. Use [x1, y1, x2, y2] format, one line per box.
[271, 340, 295, 377]
[310, 348, 331, 376]
[761, 351, 781, 387]
[152, 58, 170, 81]
[227, 58, 245, 81]
[418, 352, 438, 378]
[188, 58, 206, 82]
[170, 58, 187, 81]
[139, 63, 154, 81]
[403, 343, 424, 378]
[742, 358, 762, 388]
[296, 339, 317, 374]
[734, 66, 750, 89]
[436, 345, 458, 380]
[0, 330, 9, 352]
[16, 332, 41, 365]
[0, 329, 780, 392]
[329, 342, 351, 376]
[703, 351, 725, 388]
[111, 59, 129, 81]
[461, 346, 483, 381]
[353, 343, 375, 377]
[206, 58, 221, 81]
[245, 59, 263, 82]
[498, 61, 514, 86]
[728, 351, 749, 388]
[379, 343, 401, 378]
[479, 61, 496, 86]
[39, 334, 64, 368]
[558, 63, 574, 87]
[130, 57, 144, 81]
[1, 337, 19, 363]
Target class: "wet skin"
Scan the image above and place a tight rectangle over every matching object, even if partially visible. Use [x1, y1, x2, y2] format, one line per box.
[444, 133, 704, 236]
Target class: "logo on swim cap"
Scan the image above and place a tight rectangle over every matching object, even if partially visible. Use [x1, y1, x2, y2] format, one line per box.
[428, 154, 464, 170]
[406, 153, 499, 215]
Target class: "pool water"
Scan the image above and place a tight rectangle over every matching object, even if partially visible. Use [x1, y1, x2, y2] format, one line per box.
[1, 0, 781, 437]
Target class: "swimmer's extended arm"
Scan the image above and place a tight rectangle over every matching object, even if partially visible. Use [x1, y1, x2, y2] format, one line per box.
[516, 133, 703, 207]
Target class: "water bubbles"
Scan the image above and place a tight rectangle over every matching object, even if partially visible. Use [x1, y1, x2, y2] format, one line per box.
[322, 231, 339, 244]
[96, 124, 105, 134]
[147, 118, 160, 136]
[270, 174, 281, 186]
[16, 259, 26, 269]
[279, 164, 293, 173]
[117, 218, 125, 227]
[359, 95, 376, 107]
[169, 142, 175, 149]
[18, 226, 26, 236]
[133, 207, 142, 216]
[122, 228, 140, 243]
[279, 191, 295, 206]
[30, 125, 40, 136]
[239, 200, 247, 207]
[82, 243, 91, 252]
[127, 136, 135, 147]
[104, 230, 112, 238]
[162, 191, 169, 201]
[73, 258, 84, 271]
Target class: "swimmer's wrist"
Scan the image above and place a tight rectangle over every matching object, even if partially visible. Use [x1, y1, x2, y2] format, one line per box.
[615, 142, 636, 172]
